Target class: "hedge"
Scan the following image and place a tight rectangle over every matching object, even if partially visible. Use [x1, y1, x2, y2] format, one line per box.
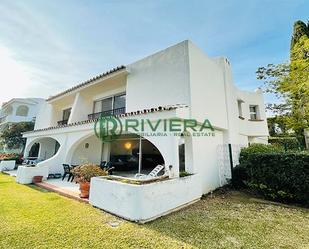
[234, 148, 309, 205]
[239, 144, 283, 162]
[268, 137, 301, 151]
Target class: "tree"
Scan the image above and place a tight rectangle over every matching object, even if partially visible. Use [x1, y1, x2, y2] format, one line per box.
[256, 20, 309, 147]
[267, 116, 289, 137]
[0, 122, 34, 151]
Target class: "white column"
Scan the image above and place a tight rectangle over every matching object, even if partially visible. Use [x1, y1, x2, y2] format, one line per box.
[138, 137, 142, 174]
[69, 92, 92, 123]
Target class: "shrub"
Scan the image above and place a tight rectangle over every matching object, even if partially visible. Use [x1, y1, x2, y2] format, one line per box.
[236, 152, 309, 205]
[239, 144, 283, 163]
[0, 153, 22, 164]
[268, 137, 301, 151]
[179, 171, 193, 177]
[71, 163, 108, 182]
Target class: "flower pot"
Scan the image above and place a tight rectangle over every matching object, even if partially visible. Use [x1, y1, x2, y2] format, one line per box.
[79, 182, 90, 198]
[32, 175, 43, 183]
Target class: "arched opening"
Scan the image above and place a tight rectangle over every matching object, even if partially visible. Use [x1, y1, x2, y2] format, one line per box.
[70, 133, 165, 177]
[16, 105, 29, 116]
[26, 137, 60, 163]
[28, 143, 40, 158]
[109, 134, 164, 175]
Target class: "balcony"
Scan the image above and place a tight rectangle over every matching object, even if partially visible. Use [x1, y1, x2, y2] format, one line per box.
[88, 107, 125, 120]
[57, 119, 69, 126]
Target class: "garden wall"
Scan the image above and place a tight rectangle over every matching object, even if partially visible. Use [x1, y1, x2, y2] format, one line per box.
[89, 174, 202, 223]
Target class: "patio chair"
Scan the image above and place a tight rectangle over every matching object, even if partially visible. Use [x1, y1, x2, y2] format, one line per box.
[62, 164, 73, 182]
[99, 161, 106, 170]
[101, 161, 114, 175]
[135, 165, 165, 179]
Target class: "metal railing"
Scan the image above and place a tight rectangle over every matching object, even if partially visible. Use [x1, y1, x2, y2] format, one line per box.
[88, 107, 125, 120]
[57, 119, 69, 125]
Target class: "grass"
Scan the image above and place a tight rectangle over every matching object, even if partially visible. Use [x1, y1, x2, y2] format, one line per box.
[0, 173, 308, 249]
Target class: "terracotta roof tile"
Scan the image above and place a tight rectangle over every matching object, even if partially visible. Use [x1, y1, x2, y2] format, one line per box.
[47, 66, 126, 101]
[24, 104, 188, 134]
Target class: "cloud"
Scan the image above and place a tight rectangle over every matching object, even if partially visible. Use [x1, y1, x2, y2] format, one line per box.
[0, 45, 35, 102]
[0, 0, 92, 103]
[0, 0, 307, 107]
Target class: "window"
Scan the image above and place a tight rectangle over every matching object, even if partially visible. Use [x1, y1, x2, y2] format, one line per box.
[101, 97, 113, 112]
[16, 105, 29, 116]
[114, 94, 126, 110]
[92, 93, 126, 115]
[93, 100, 102, 113]
[249, 105, 258, 120]
[237, 100, 244, 118]
[93, 97, 113, 114]
[62, 108, 71, 121]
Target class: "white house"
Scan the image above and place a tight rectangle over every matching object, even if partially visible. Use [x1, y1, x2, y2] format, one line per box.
[0, 98, 45, 153]
[18, 40, 268, 222]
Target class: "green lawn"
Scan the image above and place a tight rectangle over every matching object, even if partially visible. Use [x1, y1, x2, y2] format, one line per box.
[0, 173, 308, 249]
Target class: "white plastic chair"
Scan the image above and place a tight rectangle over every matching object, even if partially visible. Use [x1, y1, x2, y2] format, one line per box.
[135, 165, 165, 179]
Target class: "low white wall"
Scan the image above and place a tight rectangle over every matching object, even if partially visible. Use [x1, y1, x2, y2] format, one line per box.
[16, 166, 49, 184]
[89, 174, 202, 222]
[249, 136, 268, 144]
[0, 160, 16, 171]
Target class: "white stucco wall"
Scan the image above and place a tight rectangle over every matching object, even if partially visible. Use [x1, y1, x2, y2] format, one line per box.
[191, 130, 224, 193]
[71, 135, 102, 165]
[236, 89, 269, 138]
[16, 165, 49, 184]
[188, 42, 228, 130]
[34, 102, 54, 130]
[90, 174, 202, 222]
[0, 98, 45, 127]
[69, 92, 93, 124]
[0, 160, 15, 171]
[37, 137, 58, 160]
[126, 41, 190, 112]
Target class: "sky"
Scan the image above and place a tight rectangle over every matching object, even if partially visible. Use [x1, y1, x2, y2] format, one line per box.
[0, 0, 308, 106]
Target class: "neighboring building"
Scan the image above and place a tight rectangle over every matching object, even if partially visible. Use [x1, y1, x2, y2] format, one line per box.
[18, 40, 268, 222]
[0, 98, 45, 153]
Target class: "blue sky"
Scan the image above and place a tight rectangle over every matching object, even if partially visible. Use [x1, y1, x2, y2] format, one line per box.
[0, 0, 308, 105]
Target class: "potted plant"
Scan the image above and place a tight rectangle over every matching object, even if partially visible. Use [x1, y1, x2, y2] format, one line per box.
[71, 163, 108, 198]
[32, 175, 43, 183]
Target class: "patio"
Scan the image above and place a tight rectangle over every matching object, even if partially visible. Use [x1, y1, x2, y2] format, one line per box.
[34, 177, 87, 203]
[2, 169, 18, 177]
[35, 166, 166, 205]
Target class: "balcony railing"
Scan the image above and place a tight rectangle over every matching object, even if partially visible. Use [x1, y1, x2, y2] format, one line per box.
[57, 119, 69, 125]
[88, 107, 125, 120]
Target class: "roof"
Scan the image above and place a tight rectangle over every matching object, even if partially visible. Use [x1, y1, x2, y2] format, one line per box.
[1, 98, 44, 108]
[47, 65, 126, 102]
[23, 104, 188, 134]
